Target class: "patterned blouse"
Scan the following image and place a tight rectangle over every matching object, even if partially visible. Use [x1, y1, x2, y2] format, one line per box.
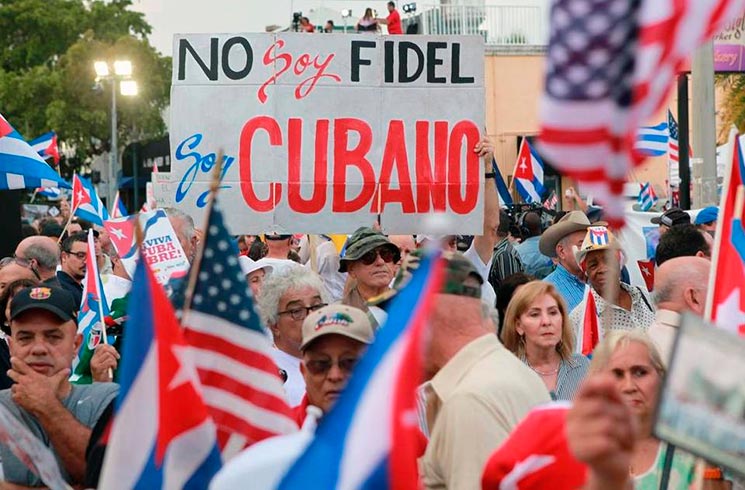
[569, 282, 656, 339]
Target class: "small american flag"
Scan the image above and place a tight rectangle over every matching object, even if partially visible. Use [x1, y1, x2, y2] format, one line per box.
[543, 191, 558, 210]
[182, 196, 296, 459]
[538, 0, 745, 227]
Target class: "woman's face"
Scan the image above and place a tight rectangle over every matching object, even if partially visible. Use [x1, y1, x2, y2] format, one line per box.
[515, 293, 563, 351]
[605, 341, 661, 420]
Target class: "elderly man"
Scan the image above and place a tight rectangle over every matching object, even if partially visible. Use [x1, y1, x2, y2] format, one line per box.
[15, 235, 60, 282]
[339, 227, 400, 311]
[257, 267, 330, 405]
[1, 286, 118, 487]
[539, 211, 593, 311]
[420, 252, 550, 490]
[648, 256, 710, 362]
[257, 233, 297, 274]
[57, 232, 87, 307]
[164, 207, 198, 263]
[0, 261, 36, 295]
[569, 227, 655, 338]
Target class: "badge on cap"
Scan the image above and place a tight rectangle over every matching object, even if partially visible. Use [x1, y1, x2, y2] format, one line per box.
[588, 226, 609, 247]
[29, 287, 52, 300]
[315, 312, 354, 331]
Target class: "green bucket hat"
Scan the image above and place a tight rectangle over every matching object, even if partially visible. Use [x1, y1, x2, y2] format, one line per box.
[368, 249, 483, 306]
[339, 227, 400, 273]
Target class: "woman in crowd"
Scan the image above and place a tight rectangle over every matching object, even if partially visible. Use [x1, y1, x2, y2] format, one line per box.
[501, 281, 588, 400]
[590, 331, 696, 489]
[239, 256, 273, 298]
[299, 16, 315, 32]
[356, 8, 378, 32]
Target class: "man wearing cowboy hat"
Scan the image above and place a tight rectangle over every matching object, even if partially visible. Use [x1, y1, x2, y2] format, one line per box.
[539, 211, 593, 312]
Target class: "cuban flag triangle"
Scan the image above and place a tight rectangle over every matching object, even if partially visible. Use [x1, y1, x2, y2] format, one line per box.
[28, 131, 60, 165]
[71, 229, 112, 384]
[72, 173, 109, 226]
[638, 182, 658, 211]
[0, 114, 69, 190]
[111, 191, 128, 219]
[279, 250, 445, 490]
[513, 138, 545, 204]
[99, 249, 222, 489]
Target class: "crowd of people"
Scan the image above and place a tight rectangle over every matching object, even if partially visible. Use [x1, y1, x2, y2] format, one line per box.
[0, 132, 736, 488]
[296, 1, 404, 35]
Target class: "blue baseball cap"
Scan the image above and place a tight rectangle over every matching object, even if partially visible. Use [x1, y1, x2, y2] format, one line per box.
[694, 206, 719, 225]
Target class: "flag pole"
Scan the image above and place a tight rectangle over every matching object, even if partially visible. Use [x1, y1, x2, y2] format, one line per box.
[87, 229, 113, 380]
[57, 209, 75, 245]
[182, 151, 224, 320]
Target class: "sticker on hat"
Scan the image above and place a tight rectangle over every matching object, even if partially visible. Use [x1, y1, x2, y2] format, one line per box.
[588, 226, 609, 247]
[315, 312, 355, 331]
[29, 287, 52, 300]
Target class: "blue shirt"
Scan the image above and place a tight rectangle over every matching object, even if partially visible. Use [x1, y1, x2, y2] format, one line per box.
[544, 264, 586, 312]
[515, 236, 553, 279]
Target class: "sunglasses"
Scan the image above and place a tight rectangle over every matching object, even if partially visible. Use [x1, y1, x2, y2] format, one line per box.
[304, 356, 359, 376]
[359, 247, 397, 266]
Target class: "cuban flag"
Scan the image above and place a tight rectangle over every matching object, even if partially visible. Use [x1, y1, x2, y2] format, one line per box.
[588, 226, 610, 247]
[279, 251, 444, 490]
[98, 252, 222, 489]
[72, 173, 109, 225]
[37, 186, 63, 200]
[103, 214, 138, 260]
[0, 114, 69, 190]
[638, 182, 658, 211]
[491, 157, 513, 206]
[513, 139, 545, 204]
[28, 131, 60, 165]
[111, 191, 128, 219]
[634, 122, 668, 157]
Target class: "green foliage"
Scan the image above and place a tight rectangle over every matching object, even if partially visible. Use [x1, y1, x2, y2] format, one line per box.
[0, 0, 169, 177]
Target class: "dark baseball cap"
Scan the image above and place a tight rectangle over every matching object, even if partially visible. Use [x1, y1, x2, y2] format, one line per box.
[10, 286, 78, 324]
[264, 233, 292, 241]
[651, 207, 691, 227]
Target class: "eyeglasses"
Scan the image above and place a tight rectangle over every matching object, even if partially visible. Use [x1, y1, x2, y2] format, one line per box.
[277, 303, 327, 321]
[304, 356, 359, 376]
[359, 247, 397, 266]
[64, 251, 87, 260]
[9, 255, 41, 280]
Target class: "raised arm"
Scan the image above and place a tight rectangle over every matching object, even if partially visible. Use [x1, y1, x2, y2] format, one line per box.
[472, 138, 499, 265]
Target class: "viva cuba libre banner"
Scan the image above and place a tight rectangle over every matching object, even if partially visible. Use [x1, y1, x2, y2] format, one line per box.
[169, 33, 485, 234]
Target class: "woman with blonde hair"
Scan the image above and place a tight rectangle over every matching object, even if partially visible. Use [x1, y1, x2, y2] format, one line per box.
[502, 281, 589, 400]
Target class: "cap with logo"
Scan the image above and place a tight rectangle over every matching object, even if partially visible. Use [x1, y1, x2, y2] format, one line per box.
[300, 304, 375, 350]
[338, 227, 400, 273]
[650, 207, 691, 227]
[10, 286, 78, 324]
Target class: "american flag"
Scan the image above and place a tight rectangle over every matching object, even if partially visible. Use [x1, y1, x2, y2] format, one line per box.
[543, 191, 558, 210]
[668, 109, 680, 166]
[181, 196, 296, 459]
[538, 0, 745, 227]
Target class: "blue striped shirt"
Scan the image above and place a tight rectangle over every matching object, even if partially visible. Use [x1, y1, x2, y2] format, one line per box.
[544, 264, 585, 312]
[521, 353, 589, 401]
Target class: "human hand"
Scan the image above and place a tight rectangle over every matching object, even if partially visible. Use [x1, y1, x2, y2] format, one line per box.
[567, 374, 635, 488]
[90, 344, 120, 382]
[474, 138, 495, 169]
[8, 357, 70, 417]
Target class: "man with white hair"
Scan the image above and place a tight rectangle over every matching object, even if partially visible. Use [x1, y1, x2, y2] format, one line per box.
[164, 207, 198, 263]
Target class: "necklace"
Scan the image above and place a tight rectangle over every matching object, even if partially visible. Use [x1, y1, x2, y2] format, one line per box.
[526, 359, 560, 376]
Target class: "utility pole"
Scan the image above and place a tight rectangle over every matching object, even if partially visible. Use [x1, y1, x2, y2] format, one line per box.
[691, 41, 719, 208]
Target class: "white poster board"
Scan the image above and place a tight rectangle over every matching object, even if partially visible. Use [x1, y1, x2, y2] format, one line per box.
[170, 33, 485, 234]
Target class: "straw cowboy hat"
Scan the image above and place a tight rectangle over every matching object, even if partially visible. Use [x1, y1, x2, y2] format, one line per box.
[573, 226, 622, 272]
[538, 211, 593, 258]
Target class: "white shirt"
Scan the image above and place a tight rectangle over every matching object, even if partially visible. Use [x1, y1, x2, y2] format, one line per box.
[255, 258, 300, 276]
[315, 240, 347, 302]
[270, 347, 306, 406]
[463, 242, 497, 307]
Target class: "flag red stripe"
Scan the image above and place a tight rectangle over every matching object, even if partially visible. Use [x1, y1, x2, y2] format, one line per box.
[184, 328, 279, 375]
[540, 126, 609, 145]
[197, 368, 292, 416]
[209, 407, 286, 446]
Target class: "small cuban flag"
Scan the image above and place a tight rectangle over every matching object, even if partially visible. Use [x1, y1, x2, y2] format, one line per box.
[638, 182, 658, 212]
[588, 226, 609, 247]
[513, 138, 546, 204]
[72, 173, 109, 226]
[28, 131, 60, 166]
[37, 187, 63, 200]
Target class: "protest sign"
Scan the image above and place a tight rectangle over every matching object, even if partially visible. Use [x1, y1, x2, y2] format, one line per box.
[0, 404, 71, 490]
[170, 33, 485, 234]
[104, 209, 190, 285]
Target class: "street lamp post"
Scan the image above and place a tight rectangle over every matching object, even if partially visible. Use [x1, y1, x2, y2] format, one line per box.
[94, 60, 137, 208]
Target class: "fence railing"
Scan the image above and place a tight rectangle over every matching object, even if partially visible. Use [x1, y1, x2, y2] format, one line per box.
[416, 4, 548, 46]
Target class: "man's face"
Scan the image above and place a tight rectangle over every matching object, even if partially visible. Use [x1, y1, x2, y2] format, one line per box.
[388, 3, 394, 12]
[271, 286, 325, 356]
[301, 334, 366, 413]
[9, 310, 81, 376]
[557, 230, 587, 275]
[584, 250, 619, 293]
[59, 200, 70, 217]
[348, 247, 395, 290]
[62, 241, 87, 281]
[247, 269, 266, 298]
[169, 216, 197, 263]
[0, 263, 35, 295]
[67, 223, 83, 235]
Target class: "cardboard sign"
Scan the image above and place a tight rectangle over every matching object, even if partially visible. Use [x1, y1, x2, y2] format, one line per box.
[0, 404, 70, 490]
[170, 33, 485, 234]
[103, 209, 190, 285]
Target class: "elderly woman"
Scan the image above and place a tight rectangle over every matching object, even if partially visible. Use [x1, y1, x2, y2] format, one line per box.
[339, 227, 399, 311]
[257, 267, 330, 406]
[502, 281, 589, 400]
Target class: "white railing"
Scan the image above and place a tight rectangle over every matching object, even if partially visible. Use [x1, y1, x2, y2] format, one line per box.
[417, 5, 548, 46]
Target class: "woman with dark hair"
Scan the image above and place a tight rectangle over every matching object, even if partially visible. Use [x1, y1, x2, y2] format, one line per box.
[356, 8, 378, 32]
[0, 278, 40, 390]
[248, 238, 267, 262]
[495, 272, 534, 337]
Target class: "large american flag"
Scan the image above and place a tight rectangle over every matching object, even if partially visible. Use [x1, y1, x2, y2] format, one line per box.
[538, 0, 745, 226]
[181, 196, 297, 459]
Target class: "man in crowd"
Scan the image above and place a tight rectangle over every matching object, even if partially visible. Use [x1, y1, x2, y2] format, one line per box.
[0, 260, 36, 294]
[165, 207, 198, 263]
[655, 224, 712, 266]
[323, 19, 334, 32]
[650, 206, 690, 235]
[15, 235, 60, 282]
[694, 205, 718, 233]
[314, 235, 347, 302]
[57, 232, 87, 306]
[515, 211, 553, 279]
[419, 252, 550, 489]
[339, 227, 399, 311]
[259, 233, 298, 274]
[540, 211, 593, 311]
[648, 256, 710, 362]
[388, 234, 416, 273]
[0, 286, 118, 487]
[487, 210, 523, 293]
[257, 268, 330, 405]
[376, 1, 403, 34]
